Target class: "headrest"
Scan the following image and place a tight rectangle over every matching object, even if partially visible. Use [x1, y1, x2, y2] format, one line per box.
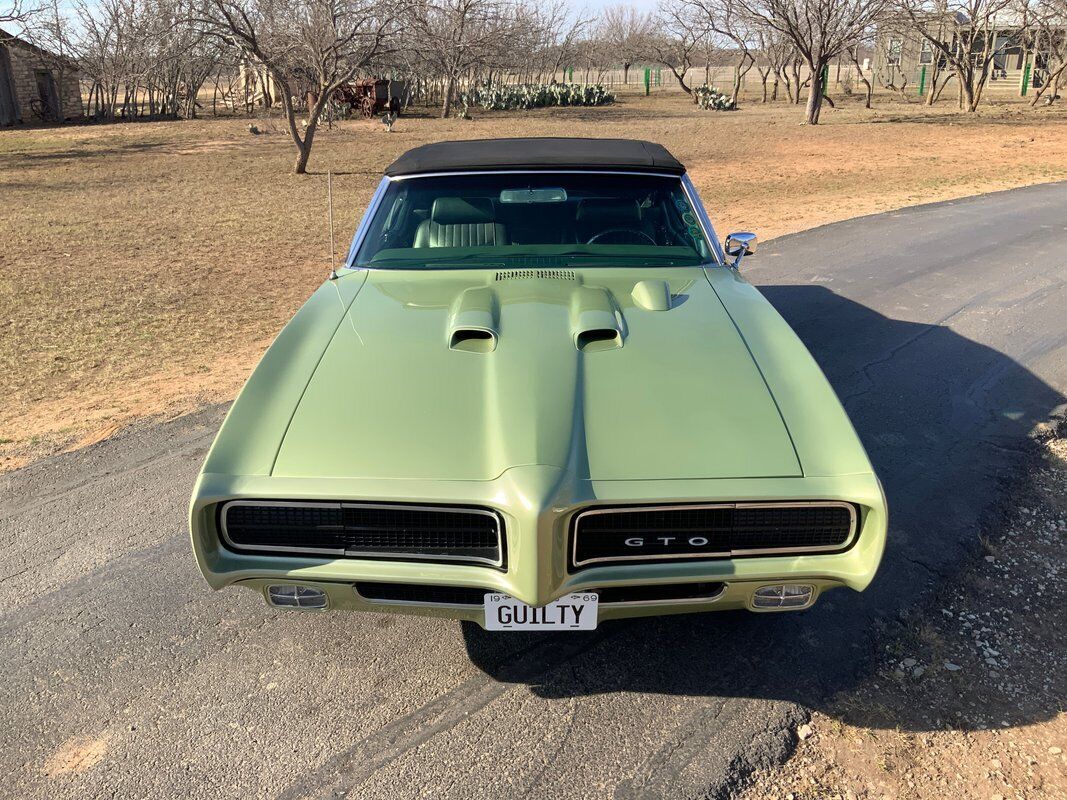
[576, 199, 641, 226]
[431, 197, 494, 225]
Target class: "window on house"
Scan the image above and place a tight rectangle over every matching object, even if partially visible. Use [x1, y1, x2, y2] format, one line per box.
[919, 39, 934, 65]
[887, 38, 903, 66]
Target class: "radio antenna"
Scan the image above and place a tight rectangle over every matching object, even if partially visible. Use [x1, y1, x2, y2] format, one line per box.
[327, 170, 338, 280]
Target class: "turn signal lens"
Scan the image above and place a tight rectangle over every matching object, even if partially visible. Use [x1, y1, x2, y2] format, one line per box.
[267, 584, 328, 609]
[752, 584, 814, 609]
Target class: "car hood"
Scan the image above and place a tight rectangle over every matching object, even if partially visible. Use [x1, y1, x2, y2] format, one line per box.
[271, 267, 802, 481]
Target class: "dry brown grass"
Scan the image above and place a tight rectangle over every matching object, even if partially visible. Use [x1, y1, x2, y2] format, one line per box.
[3, 90, 1067, 468]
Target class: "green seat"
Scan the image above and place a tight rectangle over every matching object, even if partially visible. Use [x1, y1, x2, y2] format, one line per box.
[414, 197, 509, 248]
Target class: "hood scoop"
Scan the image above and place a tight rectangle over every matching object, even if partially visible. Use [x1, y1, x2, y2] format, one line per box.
[631, 280, 672, 311]
[448, 287, 498, 353]
[571, 286, 623, 352]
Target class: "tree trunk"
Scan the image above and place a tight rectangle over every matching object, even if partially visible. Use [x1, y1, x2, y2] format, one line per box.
[278, 75, 324, 175]
[805, 62, 826, 124]
[441, 73, 455, 118]
[960, 72, 976, 112]
[294, 138, 311, 174]
[849, 49, 873, 109]
[1039, 71, 1063, 106]
[669, 65, 692, 94]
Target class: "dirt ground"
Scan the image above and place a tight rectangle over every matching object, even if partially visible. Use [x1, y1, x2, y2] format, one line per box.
[2, 90, 1067, 468]
[739, 419, 1067, 800]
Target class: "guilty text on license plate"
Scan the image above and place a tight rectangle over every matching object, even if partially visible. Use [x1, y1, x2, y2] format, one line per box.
[484, 593, 598, 631]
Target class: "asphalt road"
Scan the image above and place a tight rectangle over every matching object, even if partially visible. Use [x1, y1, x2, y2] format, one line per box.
[3, 182, 1066, 799]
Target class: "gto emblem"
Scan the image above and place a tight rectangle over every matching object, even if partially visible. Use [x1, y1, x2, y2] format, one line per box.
[624, 536, 710, 547]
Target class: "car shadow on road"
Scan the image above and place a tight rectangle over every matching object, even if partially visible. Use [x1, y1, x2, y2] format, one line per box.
[461, 285, 1066, 733]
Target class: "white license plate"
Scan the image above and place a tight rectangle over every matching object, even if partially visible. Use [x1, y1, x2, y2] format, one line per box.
[484, 592, 598, 631]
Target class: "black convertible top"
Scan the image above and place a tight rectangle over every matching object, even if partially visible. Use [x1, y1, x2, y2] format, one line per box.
[384, 138, 686, 177]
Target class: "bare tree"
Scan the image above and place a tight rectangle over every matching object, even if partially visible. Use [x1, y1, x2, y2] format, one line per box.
[685, 0, 759, 100]
[895, 0, 1015, 111]
[752, 26, 791, 100]
[729, 0, 890, 122]
[73, 0, 159, 119]
[844, 37, 875, 105]
[408, 0, 516, 117]
[648, 1, 711, 93]
[148, 0, 221, 118]
[1, 0, 37, 24]
[515, 0, 590, 82]
[196, 0, 399, 173]
[598, 3, 654, 84]
[1019, 0, 1067, 105]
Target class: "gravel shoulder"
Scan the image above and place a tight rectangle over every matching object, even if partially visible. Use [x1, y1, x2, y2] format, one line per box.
[739, 418, 1067, 800]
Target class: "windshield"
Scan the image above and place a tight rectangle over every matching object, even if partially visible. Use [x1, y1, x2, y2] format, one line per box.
[351, 172, 714, 269]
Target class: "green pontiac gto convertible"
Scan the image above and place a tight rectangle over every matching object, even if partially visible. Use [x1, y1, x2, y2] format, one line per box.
[189, 138, 887, 631]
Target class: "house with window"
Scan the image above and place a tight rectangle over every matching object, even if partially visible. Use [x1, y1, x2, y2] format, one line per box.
[874, 15, 1063, 98]
[0, 28, 82, 125]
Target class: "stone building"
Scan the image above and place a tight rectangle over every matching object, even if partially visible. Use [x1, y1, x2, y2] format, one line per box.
[0, 29, 82, 125]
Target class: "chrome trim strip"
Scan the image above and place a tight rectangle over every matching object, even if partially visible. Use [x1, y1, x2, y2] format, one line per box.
[344, 176, 392, 268]
[219, 499, 505, 568]
[387, 169, 688, 181]
[681, 173, 725, 265]
[571, 501, 859, 568]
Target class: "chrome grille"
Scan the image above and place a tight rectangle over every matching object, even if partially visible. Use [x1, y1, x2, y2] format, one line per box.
[220, 501, 504, 567]
[571, 502, 857, 569]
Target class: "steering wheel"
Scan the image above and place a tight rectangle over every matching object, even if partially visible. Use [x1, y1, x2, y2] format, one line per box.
[586, 229, 657, 246]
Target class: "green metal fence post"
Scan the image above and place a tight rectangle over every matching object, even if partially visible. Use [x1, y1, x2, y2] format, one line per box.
[1021, 60, 1031, 96]
[918, 65, 926, 96]
[644, 67, 650, 95]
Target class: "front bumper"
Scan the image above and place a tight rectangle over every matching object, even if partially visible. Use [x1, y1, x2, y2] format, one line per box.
[189, 466, 887, 626]
[234, 576, 842, 624]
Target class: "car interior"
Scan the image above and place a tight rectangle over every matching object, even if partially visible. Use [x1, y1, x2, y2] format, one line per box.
[379, 193, 699, 251]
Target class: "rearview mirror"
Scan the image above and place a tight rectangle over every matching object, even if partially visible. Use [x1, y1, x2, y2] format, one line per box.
[724, 232, 757, 268]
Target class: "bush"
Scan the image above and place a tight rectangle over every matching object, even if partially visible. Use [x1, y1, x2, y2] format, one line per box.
[694, 86, 736, 111]
[460, 82, 616, 112]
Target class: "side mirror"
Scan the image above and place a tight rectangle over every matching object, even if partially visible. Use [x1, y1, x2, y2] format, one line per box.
[724, 232, 757, 268]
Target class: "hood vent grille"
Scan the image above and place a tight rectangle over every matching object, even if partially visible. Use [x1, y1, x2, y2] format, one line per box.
[495, 269, 576, 281]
